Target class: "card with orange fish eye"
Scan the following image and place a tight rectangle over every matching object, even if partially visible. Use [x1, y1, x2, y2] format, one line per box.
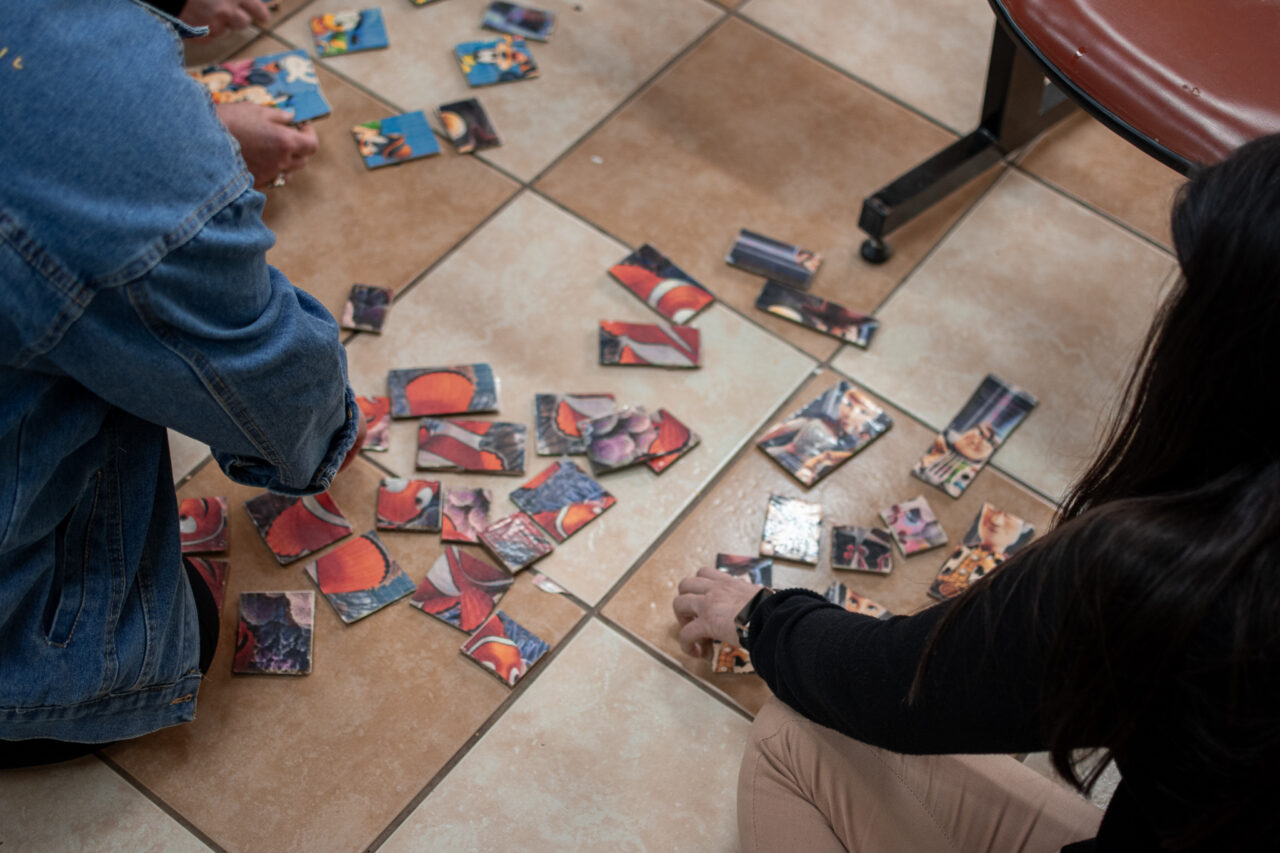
[387, 364, 498, 418]
[410, 545, 513, 632]
[179, 496, 228, 554]
[478, 512, 554, 572]
[710, 641, 754, 675]
[831, 526, 894, 574]
[233, 591, 314, 676]
[509, 460, 615, 543]
[460, 610, 549, 686]
[644, 409, 699, 474]
[417, 419, 527, 474]
[187, 557, 230, 612]
[715, 553, 773, 587]
[579, 406, 661, 474]
[441, 487, 493, 543]
[879, 496, 948, 557]
[822, 582, 894, 620]
[533, 392, 616, 456]
[244, 492, 353, 564]
[598, 320, 700, 369]
[355, 395, 391, 452]
[928, 503, 1035, 601]
[303, 531, 415, 623]
[375, 477, 441, 532]
[608, 244, 715, 325]
[760, 495, 822, 564]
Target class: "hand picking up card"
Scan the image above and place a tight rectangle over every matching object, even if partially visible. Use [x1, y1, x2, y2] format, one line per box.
[929, 503, 1034, 600]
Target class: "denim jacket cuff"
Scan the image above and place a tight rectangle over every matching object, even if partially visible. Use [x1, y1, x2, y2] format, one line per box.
[135, 2, 209, 39]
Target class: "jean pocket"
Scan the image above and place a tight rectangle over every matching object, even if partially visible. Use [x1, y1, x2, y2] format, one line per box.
[43, 470, 102, 648]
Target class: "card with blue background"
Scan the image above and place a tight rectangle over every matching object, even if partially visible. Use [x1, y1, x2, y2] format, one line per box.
[190, 50, 331, 123]
[310, 9, 389, 57]
[352, 111, 439, 169]
[454, 36, 539, 87]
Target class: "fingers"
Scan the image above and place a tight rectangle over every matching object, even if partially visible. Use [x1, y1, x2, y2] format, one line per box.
[671, 592, 700, 625]
[242, 0, 272, 27]
[676, 575, 713, 596]
[696, 565, 726, 581]
[677, 618, 712, 657]
[291, 124, 320, 159]
[224, 8, 252, 31]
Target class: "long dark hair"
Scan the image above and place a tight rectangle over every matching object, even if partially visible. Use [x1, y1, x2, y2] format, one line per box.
[916, 133, 1280, 849]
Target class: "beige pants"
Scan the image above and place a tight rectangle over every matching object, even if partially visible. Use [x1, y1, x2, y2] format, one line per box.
[738, 698, 1104, 852]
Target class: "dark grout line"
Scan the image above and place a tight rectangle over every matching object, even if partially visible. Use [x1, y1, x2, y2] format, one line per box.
[97, 753, 227, 852]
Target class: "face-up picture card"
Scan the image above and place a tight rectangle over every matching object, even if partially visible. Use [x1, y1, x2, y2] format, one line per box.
[533, 392, 616, 456]
[715, 553, 773, 587]
[187, 557, 230, 612]
[726, 229, 822, 290]
[710, 641, 754, 675]
[244, 492, 352, 564]
[760, 495, 822, 564]
[375, 477, 441, 532]
[179, 496, 228, 554]
[341, 283, 392, 333]
[645, 409, 699, 474]
[755, 281, 879, 349]
[912, 374, 1038, 499]
[460, 610, 550, 686]
[579, 406, 661, 474]
[410, 545, 513, 632]
[880, 496, 948, 556]
[233, 591, 314, 675]
[929, 503, 1035, 601]
[441, 487, 493, 543]
[353, 111, 440, 168]
[190, 50, 330, 122]
[757, 381, 892, 487]
[310, 9, 389, 57]
[304, 532, 415, 624]
[509, 460, 616, 542]
[454, 36, 539, 87]
[417, 419, 527, 474]
[830, 526, 894, 573]
[609, 244, 715, 325]
[482, 1, 556, 41]
[822, 582, 893, 620]
[355, 395, 391, 452]
[598, 320, 700, 369]
[479, 512, 554, 572]
[387, 364, 498, 418]
[437, 97, 501, 154]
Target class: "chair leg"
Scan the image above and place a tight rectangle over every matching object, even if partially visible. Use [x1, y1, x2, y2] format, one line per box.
[858, 23, 1076, 263]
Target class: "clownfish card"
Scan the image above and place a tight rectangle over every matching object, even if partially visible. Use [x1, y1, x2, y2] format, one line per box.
[410, 546, 513, 633]
[509, 460, 616, 543]
[355, 395, 391, 452]
[375, 477, 441, 532]
[341, 283, 392, 333]
[179, 496, 228, 554]
[387, 364, 498, 418]
[304, 531, 416, 624]
[533, 392, 617, 456]
[441, 487, 494, 543]
[645, 409, 699, 474]
[353, 111, 440, 169]
[598, 320, 700, 369]
[609, 244, 715, 325]
[417, 420, 527, 475]
[479, 512, 554, 572]
[244, 491, 353, 564]
[460, 610, 550, 686]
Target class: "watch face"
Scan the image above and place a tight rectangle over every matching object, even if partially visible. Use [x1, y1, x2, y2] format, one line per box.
[735, 588, 772, 645]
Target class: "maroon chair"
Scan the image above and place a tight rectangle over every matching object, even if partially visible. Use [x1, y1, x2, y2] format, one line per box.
[858, 0, 1280, 262]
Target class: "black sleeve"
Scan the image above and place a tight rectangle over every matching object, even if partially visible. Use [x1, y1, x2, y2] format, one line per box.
[747, 556, 1060, 755]
[143, 0, 188, 18]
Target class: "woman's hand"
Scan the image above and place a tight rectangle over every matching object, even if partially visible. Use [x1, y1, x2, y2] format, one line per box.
[672, 567, 763, 658]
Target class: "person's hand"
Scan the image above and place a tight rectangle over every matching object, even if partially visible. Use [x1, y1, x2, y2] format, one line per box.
[672, 567, 764, 658]
[338, 408, 368, 472]
[181, 0, 271, 39]
[214, 102, 319, 187]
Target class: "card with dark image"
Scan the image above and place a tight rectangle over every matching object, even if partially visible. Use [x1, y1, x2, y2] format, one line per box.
[179, 496, 228, 554]
[760, 494, 822, 564]
[879, 496, 947, 556]
[479, 512, 554, 572]
[928, 503, 1035, 600]
[509, 459, 616, 543]
[822, 582, 893, 620]
[417, 419, 526, 474]
[533, 392, 617, 455]
[375, 477, 441, 532]
[244, 492, 352, 564]
[757, 381, 892, 486]
[726, 229, 822, 289]
[715, 553, 773, 587]
[460, 610, 550, 686]
[437, 97, 501, 154]
[482, 1, 556, 41]
[410, 545, 513, 632]
[830, 526, 894, 573]
[304, 531, 415, 624]
[353, 111, 439, 169]
[441, 487, 494, 543]
[341, 283, 392, 333]
[609, 244, 715, 325]
[599, 320, 700, 368]
[755, 281, 878, 348]
[233, 591, 314, 675]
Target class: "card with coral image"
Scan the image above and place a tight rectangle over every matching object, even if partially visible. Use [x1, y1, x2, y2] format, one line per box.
[304, 531, 415, 623]
[454, 36, 539, 87]
[757, 381, 892, 487]
[482, 1, 556, 41]
[715, 554, 773, 587]
[755, 281, 879, 349]
[179, 496, 228, 554]
[533, 392, 616, 456]
[417, 419, 526, 474]
[355, 395, 391, 452]
[441, 487, 493, 543]
[341, 283, 392, 333]
[437, 97, 501, 154]
[479, 512, 554, 572]
[244, 492, 352, 564]
[509, 460, 616, 542]
[760, 495, 822, 564]
[410, 545, 513, 632]
[353, 110, 439, 169]
[726, 229, 822, 290]
[598, 320, 700, 369]
[579, 406, 662, 474]
[233, 591, 314, 675]
[879, 496, 948, 556]
[375, 477, 441, 532]
[387, 364, 498, 418]
[823, 582, 893, 620]
[310, 9, 388, 57]
[645, 409, 699, 474]
[912, 374, 1038, 499]
[711, 641, 753, 675]
[831, 526, 894, 574]
[461, 610, 550, 686]
[928, 503, 1035, 601]
[189, 50, 331, 123]
[609, 244, 715, 325]
[187, 557, 230, 612]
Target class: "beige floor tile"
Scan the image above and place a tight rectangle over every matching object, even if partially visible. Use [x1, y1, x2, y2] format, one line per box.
[106, 457, 584, 853]
[167, 429, 210, 485]
[832, 170, 1176, 501]
[274, 0, 723, 180]
[536, 18, 1000, 360]
[381, 618, 748, 852]
[0, 757, 206, 853]
[602, 369, 1056, 714]
[343, 191, 816, 603]
[1018, 112, 1185, 248]
[740, 0, 994, 132]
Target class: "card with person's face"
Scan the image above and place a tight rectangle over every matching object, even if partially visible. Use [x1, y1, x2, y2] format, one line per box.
[757, 381, 892, 486]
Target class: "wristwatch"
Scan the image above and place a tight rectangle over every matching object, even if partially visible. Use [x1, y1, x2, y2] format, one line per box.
[734, 588, 774, 648]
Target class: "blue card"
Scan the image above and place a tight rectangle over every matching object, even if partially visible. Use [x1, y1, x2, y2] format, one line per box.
[454, 36, 539, 87]
[311, 9, 389, 57]
[352, 111, 440, 169]
[190, 49, 331, 123]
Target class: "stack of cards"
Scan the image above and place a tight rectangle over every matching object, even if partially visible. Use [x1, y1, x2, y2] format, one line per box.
[929, 503, 1035, 600]
[233, 591, 314, 675]
[760, 495, 822, 564]
[579, 406, 660, 473]
[509, 460, 615, 542]
[454, 36, 539, 87]
[411, 546, 514, 632]
[244, 492, 352, 564]
[190, 50, 331, 122]
[726, 229, 822, 290]
[482, 2, 555, 41]
[533, 392, 616, 455]
[757, 381, 892, 486]
[880, 496, 947, 556]
[598, 320, 700, 369]
[179, 496, 228, 554]
[310, 9, 388, 57]
[375, 478, 441, 532]
[755, 282, 878, 348]
[355, 395, 391, 452]
[304, 532, 415, 624]
[388, 364, 498, 417]
[417, 419, 526, 474]
[822, 583, 893, 620]
[609, 244, 714, 324]
[479, 513, 554, 571]
[460, 610, 550, 686]
[437, 98, 501, 153]
[341, 283, 392, 333]
[353, 111, 439, 168]
[830, 526, 894, 573]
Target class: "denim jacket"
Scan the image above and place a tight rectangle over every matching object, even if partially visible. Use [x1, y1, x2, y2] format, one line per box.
[0, 2, 358, 742]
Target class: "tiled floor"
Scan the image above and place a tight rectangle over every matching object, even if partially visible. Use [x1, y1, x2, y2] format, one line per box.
[1, 1, 1182, 850]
